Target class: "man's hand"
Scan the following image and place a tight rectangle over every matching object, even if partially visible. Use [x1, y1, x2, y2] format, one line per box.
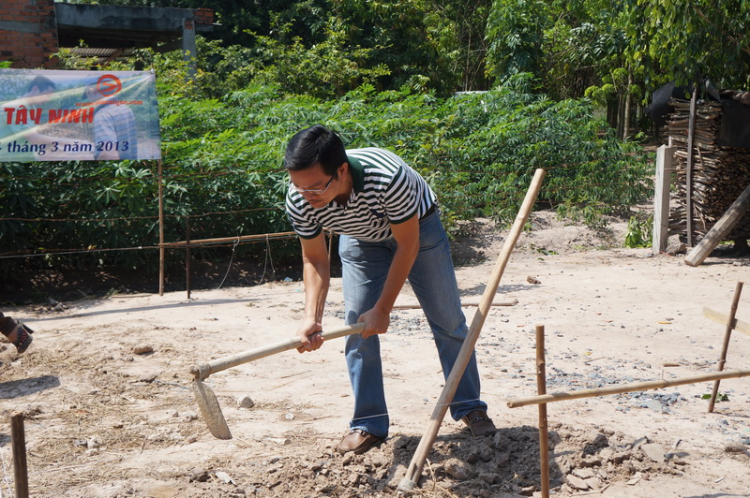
[296, 317, 324, 353]
[357, 307, 391, 339]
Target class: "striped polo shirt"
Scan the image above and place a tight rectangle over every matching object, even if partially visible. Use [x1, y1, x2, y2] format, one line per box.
[286, 147, 437, 241]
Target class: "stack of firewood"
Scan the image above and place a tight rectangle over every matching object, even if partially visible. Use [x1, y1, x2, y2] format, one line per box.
[667, 98, 750, 241]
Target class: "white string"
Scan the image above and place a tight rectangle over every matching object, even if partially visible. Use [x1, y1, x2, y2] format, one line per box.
[258, 234, 275, 284]
[348, 396, 486, 424]
[216, 237, 240, 289]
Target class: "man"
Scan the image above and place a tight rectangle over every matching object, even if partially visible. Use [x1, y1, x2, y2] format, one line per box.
[284, 125, 495, 455]
[0, 312, 33, 354]
[0, 76, 94, 161]
[83, 82, 139, 160]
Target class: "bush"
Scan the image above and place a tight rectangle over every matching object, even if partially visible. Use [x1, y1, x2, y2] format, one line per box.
[1, 72, 652, 279]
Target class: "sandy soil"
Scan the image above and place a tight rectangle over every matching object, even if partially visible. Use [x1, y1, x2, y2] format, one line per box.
[1, 211, 749, 498]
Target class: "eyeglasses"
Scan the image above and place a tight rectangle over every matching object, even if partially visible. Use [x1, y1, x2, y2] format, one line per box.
[290, 173, 336, 194]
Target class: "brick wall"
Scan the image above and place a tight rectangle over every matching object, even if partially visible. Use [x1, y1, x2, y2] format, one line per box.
[0, 0, 59, 69]
[193, 8, 214, 27]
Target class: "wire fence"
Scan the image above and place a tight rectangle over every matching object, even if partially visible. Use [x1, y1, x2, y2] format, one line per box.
[0, 151, 656, 268]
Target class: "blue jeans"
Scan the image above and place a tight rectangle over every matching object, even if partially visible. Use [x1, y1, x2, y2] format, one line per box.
[338, 210, 488, 438]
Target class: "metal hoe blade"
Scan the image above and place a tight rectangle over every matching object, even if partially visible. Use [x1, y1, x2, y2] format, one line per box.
[189, 324, 364, 439]
[192, 378, 231, 439]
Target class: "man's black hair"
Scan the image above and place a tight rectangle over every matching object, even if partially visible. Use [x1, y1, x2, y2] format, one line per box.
[284, 125, 347, 176]
[26, 75, 56, 94]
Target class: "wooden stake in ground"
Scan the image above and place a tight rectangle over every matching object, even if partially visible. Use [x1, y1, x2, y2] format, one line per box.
[709, 281, 744, 413]
[536, 324, 550, 498]
[158, 158, 165, 296]
[507, 369, 750, 408]
[398, 168, 546, 492]
[11, 412, 29, 498]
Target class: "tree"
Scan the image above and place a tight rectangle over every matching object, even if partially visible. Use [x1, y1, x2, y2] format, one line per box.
[620, 0, 750, 90]
[485, 0, 553, 84]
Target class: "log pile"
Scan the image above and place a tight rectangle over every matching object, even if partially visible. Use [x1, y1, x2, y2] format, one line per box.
[667, 98, 750, 241]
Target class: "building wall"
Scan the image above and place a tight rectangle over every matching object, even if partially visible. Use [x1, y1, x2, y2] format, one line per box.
[0, 0, 59, 69]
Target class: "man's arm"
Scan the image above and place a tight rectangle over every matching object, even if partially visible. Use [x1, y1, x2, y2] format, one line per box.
[297, 232, 331, 352]
[358, 214, 420, 338]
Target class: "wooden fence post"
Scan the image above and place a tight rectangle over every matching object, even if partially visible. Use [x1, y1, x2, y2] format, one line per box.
[653, 145, 675, 255]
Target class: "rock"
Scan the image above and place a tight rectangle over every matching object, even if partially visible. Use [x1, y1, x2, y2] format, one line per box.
[642, 443, 666, 463]
[584, 477, 601, 490]
[610, 451, 631, 464]
[369, 453, 388, 468]
[189, 469, 210, 482]
[133, 345, 154, 355]
[214, 471, 235, 484]
[478, 442, 494, 462]
[444, 458, 475, 480]
[137, 371, 159, 383]
[724, 441, 747, 453]
[631, 436, 649, 450]
[494, 451, 510, 467]
[385, 463, 407, 489]
[572, 468, 596, 479]
[237, 395, 255, 409]
[181, 411, 198, 422]
[479, 471, 497, 484]
[566, 474, 589, 490]
[666, 235, 686, 255]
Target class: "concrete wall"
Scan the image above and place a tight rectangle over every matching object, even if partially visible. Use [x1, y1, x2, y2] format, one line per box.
[0, 1, 214, 69]
[0, 0, 59, 69]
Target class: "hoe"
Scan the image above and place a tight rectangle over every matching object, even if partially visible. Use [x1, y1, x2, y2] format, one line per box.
[190, 323, 364, 439]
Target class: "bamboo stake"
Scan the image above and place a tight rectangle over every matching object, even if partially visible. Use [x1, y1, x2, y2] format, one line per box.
[398, 168, 546, 492]
[186, 216, 192, 300]
[536, 325, 550, 498]
[507, 369, 750, 408]
[158, 159, 165, 296]
[11, 412, 29, 498]
[709, 281, 744, 413]
[163, 231, 298, 247]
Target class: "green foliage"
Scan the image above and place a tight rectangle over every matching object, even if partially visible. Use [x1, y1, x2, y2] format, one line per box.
[1, 66, 651, 278]
[702, 392, 729, 402]
[485, 0, 553, 83]
[625, 215, 653, 248]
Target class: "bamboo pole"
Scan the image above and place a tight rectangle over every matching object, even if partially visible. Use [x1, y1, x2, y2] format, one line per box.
[536, 325, 550, 498]
[709, 281, 744, 412]
[158, 159, 165, 296]
[507, 369, 750, 408]
[163, 231, 298, 248]
[398, 168, 546, 492]
[186, 217, 192, 300]
[11, 412, 29, 498]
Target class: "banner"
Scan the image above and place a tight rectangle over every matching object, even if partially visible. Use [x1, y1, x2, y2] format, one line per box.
[0, 69, 161, 162]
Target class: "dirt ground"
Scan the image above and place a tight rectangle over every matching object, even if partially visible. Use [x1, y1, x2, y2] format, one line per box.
[1, 210, 750, 498]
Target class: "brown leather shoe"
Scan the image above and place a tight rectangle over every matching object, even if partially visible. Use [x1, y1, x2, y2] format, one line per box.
[337, 429, 385, 455]
[462, 410, 497, 437]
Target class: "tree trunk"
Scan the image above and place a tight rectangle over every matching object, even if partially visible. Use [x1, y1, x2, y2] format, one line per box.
[623, 70, 633, 140]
